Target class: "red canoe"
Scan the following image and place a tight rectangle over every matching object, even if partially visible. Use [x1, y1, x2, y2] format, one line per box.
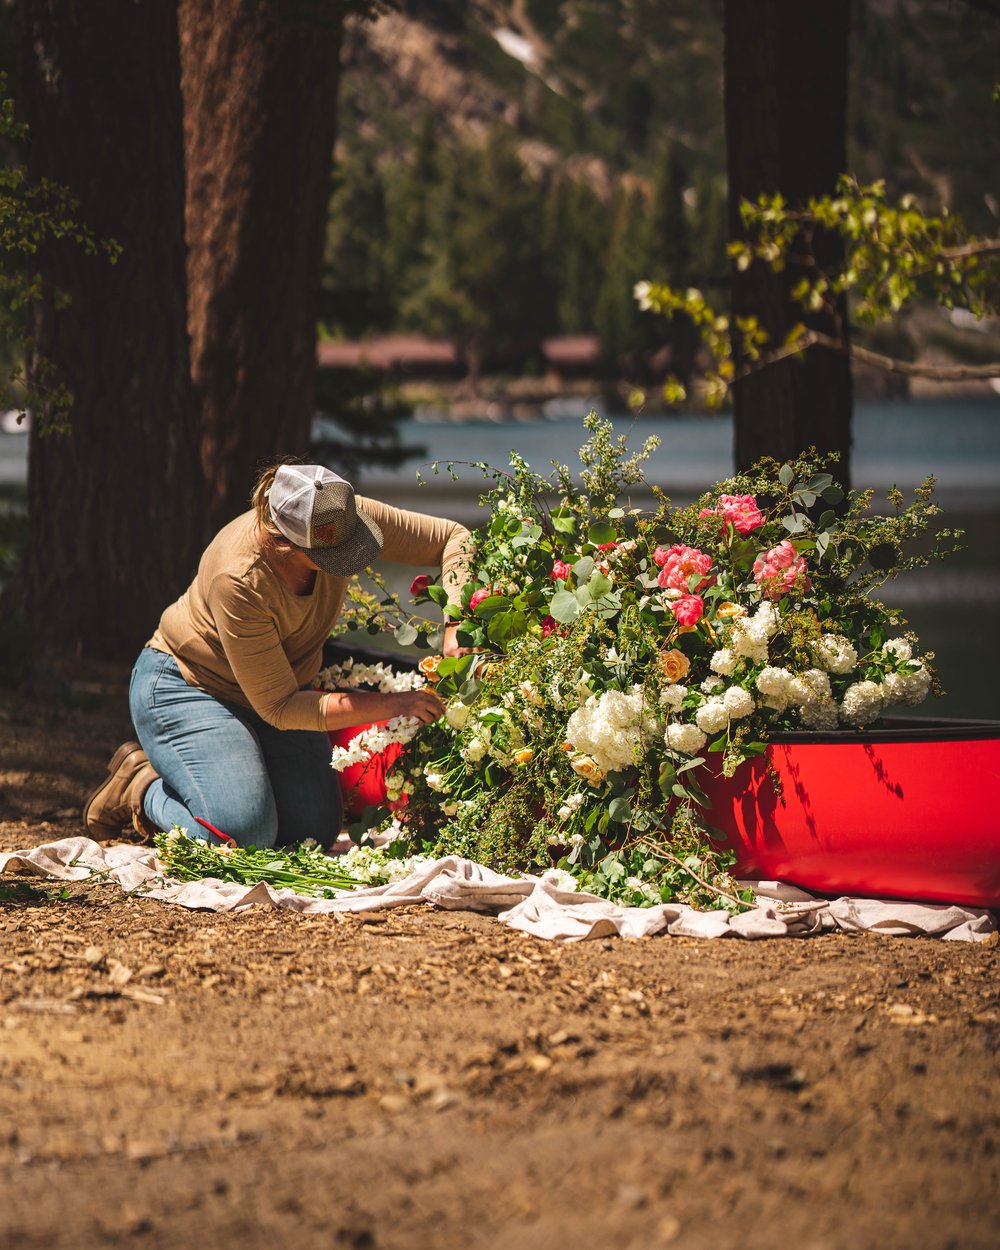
[701, 719, 1000, 908]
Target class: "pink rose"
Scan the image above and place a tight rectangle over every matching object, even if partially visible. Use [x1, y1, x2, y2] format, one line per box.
[700, 493, 765, 536]
[551, 559, 571, 581]
[719, 494, 765, 535]
[655, 543, 716, 594]
[596, 541, 618, 552]
[541, 615, 561, 638]
[753, 540, 811, 600]
[409, 574, 431, 596]
[671, 595, 705, 627]
[468, 587, 493, 612]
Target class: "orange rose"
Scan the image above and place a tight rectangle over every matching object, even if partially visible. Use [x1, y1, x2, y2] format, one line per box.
[418, 655, 442, 682]
[657, 648, 691, 682]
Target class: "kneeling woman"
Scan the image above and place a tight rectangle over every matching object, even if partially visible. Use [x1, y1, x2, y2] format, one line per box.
[84, 463, 469, 847]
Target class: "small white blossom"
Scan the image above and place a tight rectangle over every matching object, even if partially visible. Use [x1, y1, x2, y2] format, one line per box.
[330, 716, 422, 772]
[463, 737, 488, 763]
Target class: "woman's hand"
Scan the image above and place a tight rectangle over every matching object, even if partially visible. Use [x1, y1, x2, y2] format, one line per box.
[391, 687, 446, 725]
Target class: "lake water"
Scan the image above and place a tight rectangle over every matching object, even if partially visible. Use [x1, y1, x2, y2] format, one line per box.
[3, 396, 998, 716]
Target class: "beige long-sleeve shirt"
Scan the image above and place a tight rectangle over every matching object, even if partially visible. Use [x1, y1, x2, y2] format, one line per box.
[147, 498, 470, 731]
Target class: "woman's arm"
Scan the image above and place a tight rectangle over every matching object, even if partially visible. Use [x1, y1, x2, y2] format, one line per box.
[322, 685, 445, 731]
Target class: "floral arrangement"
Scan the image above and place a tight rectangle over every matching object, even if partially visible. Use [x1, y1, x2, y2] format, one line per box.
[333, 415, 959, 911]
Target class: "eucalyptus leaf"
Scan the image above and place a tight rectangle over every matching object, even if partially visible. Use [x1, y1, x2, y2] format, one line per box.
[549, 587, 583, 623]
[588, 520, 617, 545]
[779, 463, 795, 487]
[394, 623, 418, 646]
[608, 796, 632, 823]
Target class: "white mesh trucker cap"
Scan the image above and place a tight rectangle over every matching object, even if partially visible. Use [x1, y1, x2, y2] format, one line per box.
[268, 464, 383, 576]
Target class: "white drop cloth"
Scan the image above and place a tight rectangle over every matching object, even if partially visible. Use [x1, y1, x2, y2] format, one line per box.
[0, 837, 995, 943]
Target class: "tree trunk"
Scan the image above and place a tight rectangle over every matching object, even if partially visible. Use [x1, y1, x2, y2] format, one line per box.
[15, 0, 204, 660]
[724, 0, 853, 483]
[179, 0, 346, 531]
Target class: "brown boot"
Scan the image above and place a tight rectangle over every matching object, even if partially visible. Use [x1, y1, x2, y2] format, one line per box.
[83, 742, 158, 840]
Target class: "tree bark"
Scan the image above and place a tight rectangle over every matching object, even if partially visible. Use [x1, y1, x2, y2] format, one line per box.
[15, 0, 204, 659]
[724, 0, 853, 482]
[179, 0, 346, 531]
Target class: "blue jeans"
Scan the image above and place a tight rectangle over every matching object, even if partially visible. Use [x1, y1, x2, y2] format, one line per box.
[129, 647, 342, 847]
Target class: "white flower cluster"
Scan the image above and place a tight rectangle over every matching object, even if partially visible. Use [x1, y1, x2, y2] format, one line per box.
[728, 601, 780, 664]
[811, 634, 858, 674]
[665, 721, 707, 756]
[338, 841, 432, 885]
[316, 659, 424, 693]
[330, 716, 422, 772]
[565, 688, 650, 775]
[695, 684, 755, 733]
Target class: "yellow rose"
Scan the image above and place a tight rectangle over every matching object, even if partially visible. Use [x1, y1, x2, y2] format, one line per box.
[716, 601, 746, 621]
[657, 648, 691, 682]
[569, 753, 606, 785]
[512, 748, 534, 766]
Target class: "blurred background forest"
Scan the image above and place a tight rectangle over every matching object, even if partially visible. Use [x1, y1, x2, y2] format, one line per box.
[0, 0, 998, 713]
[317, 0, 1000, 405]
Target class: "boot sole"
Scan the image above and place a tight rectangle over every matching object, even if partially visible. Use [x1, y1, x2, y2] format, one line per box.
[82, 741, 144, 838]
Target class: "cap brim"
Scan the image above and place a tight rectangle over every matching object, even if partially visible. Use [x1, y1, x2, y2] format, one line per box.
[302, 509, 383, 577]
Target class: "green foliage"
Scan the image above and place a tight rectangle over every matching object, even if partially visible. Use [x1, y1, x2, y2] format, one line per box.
[636, 175, 1000, 407]
[0, 75, 121, 433]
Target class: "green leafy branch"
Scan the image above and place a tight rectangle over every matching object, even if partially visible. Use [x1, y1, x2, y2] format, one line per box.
[635, 174, 1000, 408]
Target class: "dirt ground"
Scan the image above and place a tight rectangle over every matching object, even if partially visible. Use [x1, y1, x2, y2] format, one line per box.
[1, 664, 998, 1250]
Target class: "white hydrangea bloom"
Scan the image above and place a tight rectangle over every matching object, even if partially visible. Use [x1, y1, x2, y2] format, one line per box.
[701, 676, 723, 693]
[666, 722, 708, 755]
[695, 698, 729, 734]
[883, 638, 913, 663]
[812, 633, 858, 674]
[882, 666, 931, 707]
[723, 685, 755, 719]
[840, 680, 885, 726]
[730, 604, 778, 665]
[710, 647, 737, 675]
[799, 668, 832, 702]
[659, 684, 687, 712]
[800, 699, 840, 730]
[565, 689, 648, 774]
